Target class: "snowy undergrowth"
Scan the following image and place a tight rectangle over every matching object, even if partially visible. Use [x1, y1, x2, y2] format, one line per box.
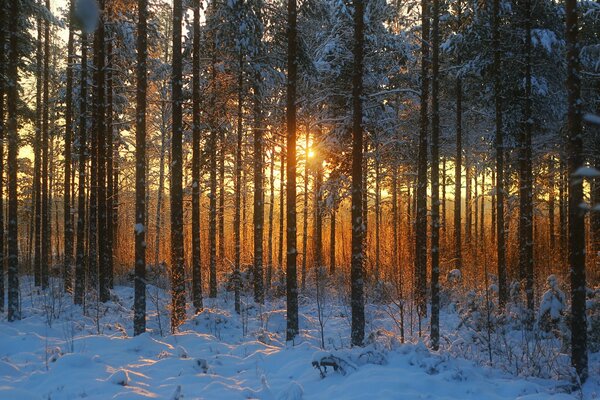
[0, 276, 597, 399]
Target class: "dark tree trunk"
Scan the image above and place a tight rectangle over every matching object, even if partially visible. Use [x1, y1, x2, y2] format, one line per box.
[208, 0, 218, 299]
[415, 0, 430, 317]
[431, 0, 441, 350]
[267, 147, 275, 288]
[41, 0, 51, 289]
[191, 0, 203, 312]
[74, 34, 88, 306]
[519, 0, 534, 312]
[285, 0, 299, 342]
[278, 149, 285, 278]
[0, 3, 5, 312]
[314, 145, 323, 273]
[93, 0, 109, 302]
[301, 130, 309, 291]
[374, 141, 381, 281]
[134, 0, 148, 336]
[6, 0, 20, 321]
[252, 3, 265, 304]
[170, 0, 186, 331]
[106, 34, 114, 290]
[234, 37, 243, 315]
[63, 0, 75, 293]
[493, 0, 507, 305]
[548, 157, 555, 250]
[454, 0, 463, 271]
[565, 0, 588, 381]
[34, 16, 43, 288]
[350, 0, 365, 347]
[330, 191, 336, 275]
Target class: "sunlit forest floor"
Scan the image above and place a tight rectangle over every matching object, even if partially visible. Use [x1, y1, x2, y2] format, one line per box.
[0, 277, 598, 399]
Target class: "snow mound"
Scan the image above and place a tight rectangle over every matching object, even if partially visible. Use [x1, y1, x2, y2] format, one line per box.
[108, 369, 129, 386]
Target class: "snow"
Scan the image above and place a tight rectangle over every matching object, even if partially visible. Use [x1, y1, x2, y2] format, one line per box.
[0, 277, 597, 399]
[573, 166, 600, 178]
[584, 113, 600, 126]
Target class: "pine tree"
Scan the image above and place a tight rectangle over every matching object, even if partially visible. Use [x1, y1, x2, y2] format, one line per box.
[566, 0, 588, 381]
[74, 33, 88, 306]
[63, 0, 75, 293]
[415, 0, 430, 318]
[191, 0, 203, 313]
[6, 0, 20, 322]
[170, 0, 186, 332]
[350, 0, 365, 347]
[430, 0, 441, 350]
[134, 0, 148, 336]
[286, 0, 299, 342]
[493, 0, 507, 306]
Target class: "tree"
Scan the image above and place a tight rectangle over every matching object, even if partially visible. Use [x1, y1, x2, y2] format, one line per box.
[350, 0, 365, 347]
[519, 0, 534, 313]
[453, 0, 463, 271]
[430, 0, 441, 350]
[7, 0, 20, 322]
[252, 0, 265, 304]
[94, 0, 109, 303]
[286, 0, 299, 342]
[170, 0, 186, 332]
[0, 1, 5, 313]
[415, 0, 430, 318]
[134, 0, 148, 336]
[493, 0, 507, 306]
[191, 0, 203, 313]
[565, 0, 588, 381]
[63, 0, 75, 293]
[41, 0, 51, 290]
[74, 33, 88, 306]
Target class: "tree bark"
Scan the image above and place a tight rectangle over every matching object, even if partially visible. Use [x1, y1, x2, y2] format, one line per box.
[134, 0, 148, 336]
[415, 0, 430, 317]
[41, 0, 51, 289]
[493, 0, 507, 305]
[170, 0, 186, 331]
[6, 0, 20, 321]
[63, 0, 75, 292]
[350, 0, 365, 347]
[191, 0, 203, 312]
[286, 0, 299, 341]
[519, 0, 534, 312]
[565, 0, 588, 380]
[431, 0, 441, 350]
[74, 34, 88, 306]
[454, 0, 463, 271]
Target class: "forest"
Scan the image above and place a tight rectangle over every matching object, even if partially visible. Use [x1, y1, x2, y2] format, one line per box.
[0, 0, 599, 398]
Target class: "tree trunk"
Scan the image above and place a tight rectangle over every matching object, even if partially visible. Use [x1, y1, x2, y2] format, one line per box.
[520, 0, 534, 312]
[74, 33, 88, 306]
[431, 0, 441, 350]
[106, 33, 114, 290]
[565, 0, 587, 380]
[252, 4, 265, 303]
[34, 15, 43, 288]
[330, 191, 336, 275]
[454, 0, 463, 271]
[0, 3, 5, 311]
[234, 37, 243, 315]
[350, 0, 365, 347]
[493, 0, 507, 305]
[208, 0, 218, 299]
[134, 0, 148, 336]
[301, 129, 309, 291]
[63, 0, 75, 292]
[41, 0, 51, 289]
[6, 0, 20, 321]
[415, 0, 430, 317]
[285, 0, 299, 341]
[278, 148, 285, 278]
[191, 0, 203, 312]
[170, 0, 186, 331]
[267, 147, 275, 288]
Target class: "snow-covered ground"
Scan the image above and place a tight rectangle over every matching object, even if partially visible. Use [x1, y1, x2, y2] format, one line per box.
[0, 277, 597, 399]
